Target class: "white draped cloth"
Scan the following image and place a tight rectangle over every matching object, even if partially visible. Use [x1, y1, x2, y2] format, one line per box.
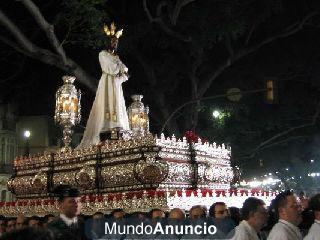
[77, 50, 130, 148]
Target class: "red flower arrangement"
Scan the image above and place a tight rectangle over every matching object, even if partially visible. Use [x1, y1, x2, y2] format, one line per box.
[184, 131, 208, 143]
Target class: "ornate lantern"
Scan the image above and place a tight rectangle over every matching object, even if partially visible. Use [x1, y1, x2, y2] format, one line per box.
[54, 76, 81, 150]
[128, 95, 149, 136]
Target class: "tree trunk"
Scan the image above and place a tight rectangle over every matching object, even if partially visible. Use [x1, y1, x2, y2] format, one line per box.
[154, 93, 179, 135]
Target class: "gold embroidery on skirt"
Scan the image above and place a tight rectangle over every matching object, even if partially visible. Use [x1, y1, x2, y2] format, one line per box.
[112, 113, 117, 122]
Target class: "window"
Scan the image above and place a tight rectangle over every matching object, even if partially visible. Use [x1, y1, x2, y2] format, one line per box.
[1, 138, 4, 163]
[1, 190, 6, 202]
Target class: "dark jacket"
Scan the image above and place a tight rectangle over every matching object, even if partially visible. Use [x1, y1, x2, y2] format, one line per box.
[48, 217, 88, 240]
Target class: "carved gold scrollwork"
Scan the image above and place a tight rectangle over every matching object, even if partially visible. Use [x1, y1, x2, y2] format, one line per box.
[133, 155, 168, 184]
[75, 167, 95, 190]
[31, 171, 47, 193]
[7, 178, 14, 193]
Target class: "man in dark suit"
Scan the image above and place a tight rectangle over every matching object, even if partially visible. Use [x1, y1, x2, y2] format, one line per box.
[48, 185, 88, 240]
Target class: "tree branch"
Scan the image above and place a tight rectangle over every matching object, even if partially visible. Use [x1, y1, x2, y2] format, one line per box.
[236, 100, 320, 164]
[244, 22, 256, 45]
[60, 21, 73, 46]
[21, 0, 67, 64]
[130, 47, 157, 85]
[0, 5, 96, 90]
[143, 0, 191, 42]
[0, 35, 32, 56]
[237, 135, 308, 167]
[257, 101, 320, 150]
[0, 9, 36, 53]
[258, 135, 308, 152]
[189, 47, 203, 96]
[0, 57, 26, 84]
[171, 0, 196, 25]
[236, 12, 318, 60]
[225, 34, 234, 57]
[156, 1, 168, 17]
[199, 11, 319, 97]
[252, 124, 312, 155]
[142, 0, 156, 21]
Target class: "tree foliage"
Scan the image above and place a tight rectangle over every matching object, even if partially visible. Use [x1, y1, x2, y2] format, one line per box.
[55, 0, 109, 48]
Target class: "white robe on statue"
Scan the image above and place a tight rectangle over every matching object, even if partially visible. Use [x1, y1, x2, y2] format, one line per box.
[77, 50, 130, 148]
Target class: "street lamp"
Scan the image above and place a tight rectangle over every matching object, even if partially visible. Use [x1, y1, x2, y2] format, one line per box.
[212, 110, 220, 118]
[23, 130, 31, 156]
[24, 130, 31, 138]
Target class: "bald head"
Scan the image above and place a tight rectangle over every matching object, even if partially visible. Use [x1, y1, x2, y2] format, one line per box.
[169, 208, 185, 220]
[16, 215, 27, 230]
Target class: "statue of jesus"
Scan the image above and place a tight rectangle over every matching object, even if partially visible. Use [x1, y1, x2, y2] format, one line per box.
[78, 23, 130, 148]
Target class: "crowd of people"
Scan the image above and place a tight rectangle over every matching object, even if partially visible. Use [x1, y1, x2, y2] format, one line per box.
[0, 185, 318, 240]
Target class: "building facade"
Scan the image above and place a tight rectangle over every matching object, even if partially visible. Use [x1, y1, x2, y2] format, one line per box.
[0, 103, 17, 202]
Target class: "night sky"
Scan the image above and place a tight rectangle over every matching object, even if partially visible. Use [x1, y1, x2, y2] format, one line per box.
[2, 0, 320, 183]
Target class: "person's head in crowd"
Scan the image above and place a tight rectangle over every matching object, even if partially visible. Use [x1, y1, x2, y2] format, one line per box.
[0, 215, 6, 235]
[28, 216, 41, 229]
[54, 185, 81, 219]
[16, 214, 27, 230]
[189, 205, 207, 220]
[43, 214, 55, 227]
[209, 202, 229, 219]
[149, 208, 165, 220]
[0, 227, 54, 240]
[169, 208, 185, 220]
[93, 212, 104, 220]
[131, 212, 146, 220]
[111, 209, 125, 220]
[229, 207, 241, 225]
[299, 191, 305, 200]
[301, 197, 309, 211]
[242, 197, 269, 232]
[6, 218, 16, 233]
[309, 193, 320, 220]
[298, 191, 309, 210]
[77, 214, 88, 223]
[273, 190, 302, 226]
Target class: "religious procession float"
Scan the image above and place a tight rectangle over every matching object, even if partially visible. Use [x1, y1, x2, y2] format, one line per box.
[1, 23, 276, 216]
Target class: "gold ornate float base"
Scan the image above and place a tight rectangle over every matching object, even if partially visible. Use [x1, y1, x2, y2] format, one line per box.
[4, 134, 250, 216]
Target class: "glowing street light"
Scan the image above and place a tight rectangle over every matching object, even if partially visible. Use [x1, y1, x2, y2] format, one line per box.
[23, 130, 31, 139]
[23, 130, 31, 156]
[212, 110, 220, 118]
